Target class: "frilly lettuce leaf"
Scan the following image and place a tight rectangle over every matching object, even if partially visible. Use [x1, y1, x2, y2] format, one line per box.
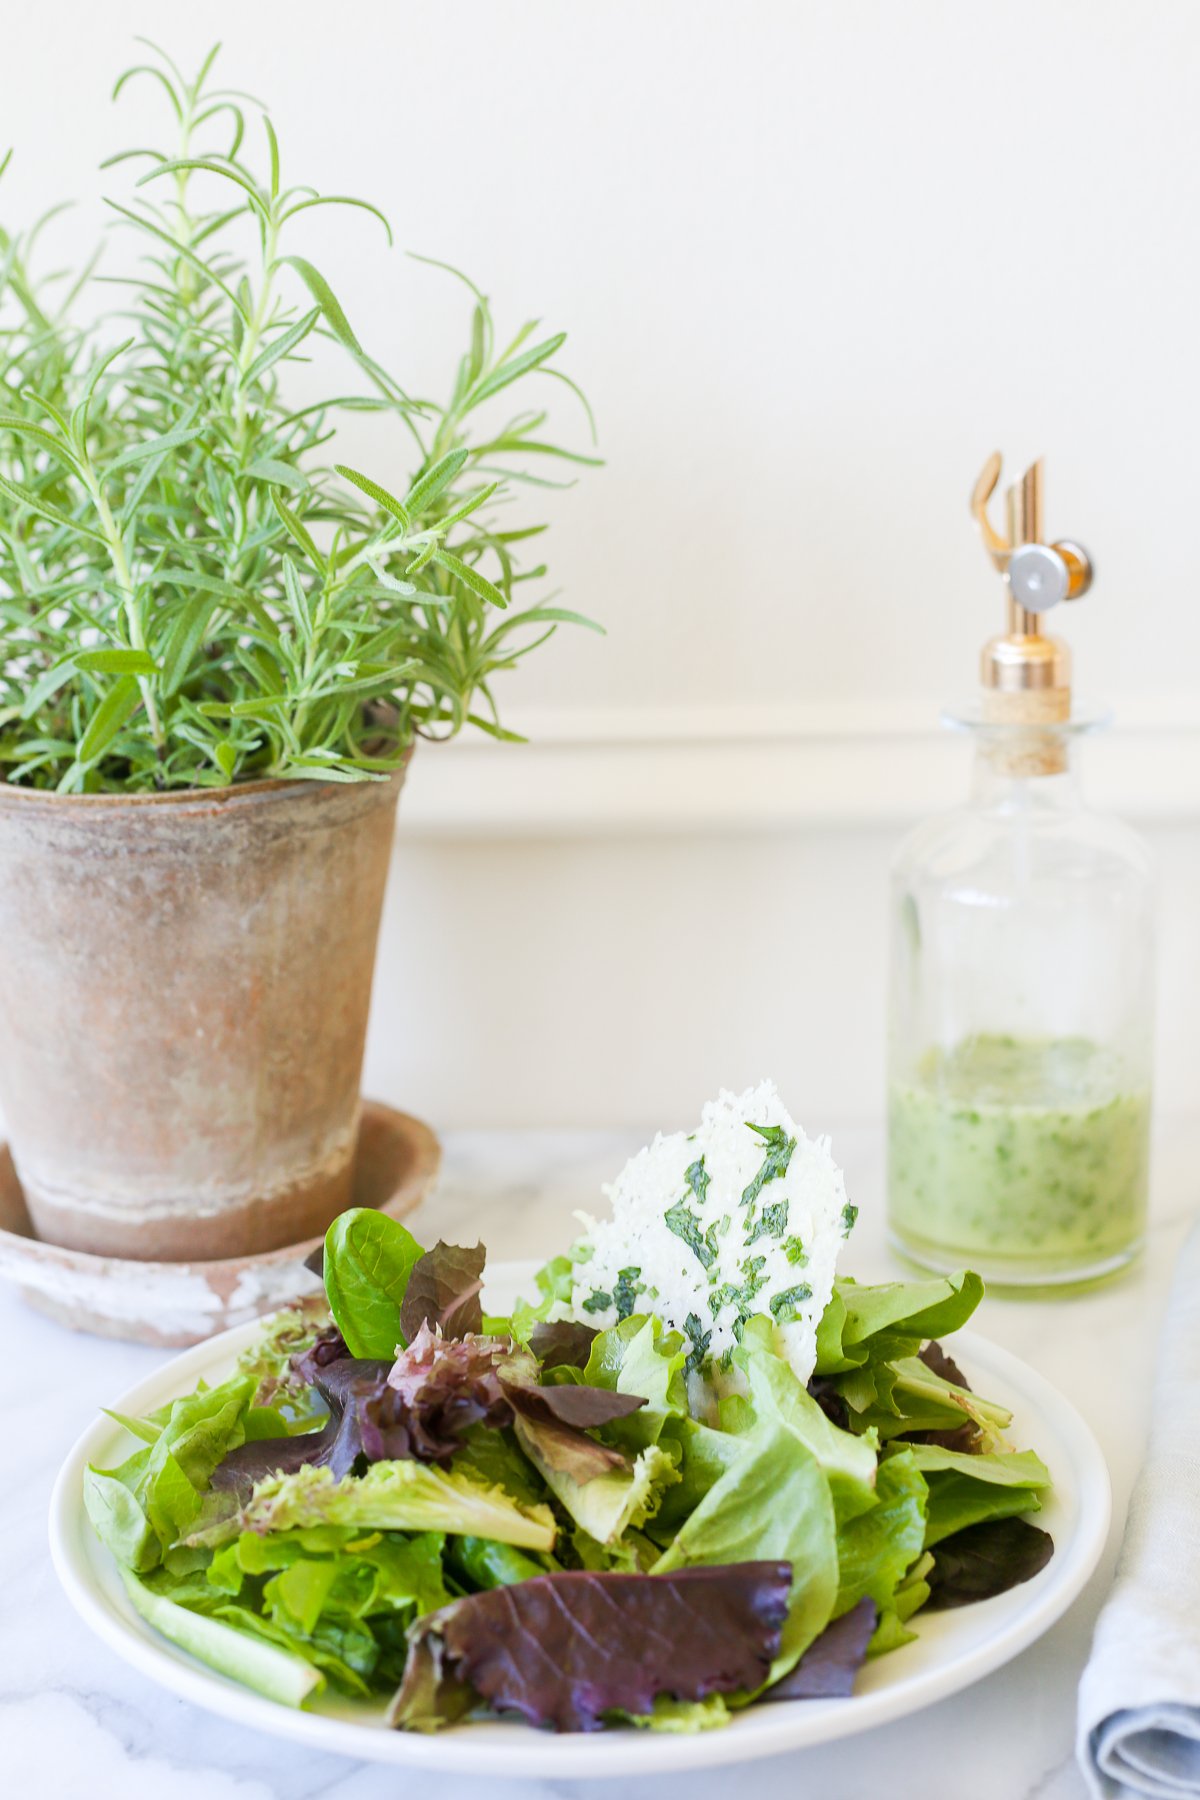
[235, 1295, 331, 1423]
[188, 1459, 557, 1553]
[399, 1241, 485, 1342]
[522, 1439, 681, 1546]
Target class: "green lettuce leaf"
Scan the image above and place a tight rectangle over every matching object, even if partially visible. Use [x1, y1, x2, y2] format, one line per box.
[509, 1248, 589, 1342]
[832, 1446, 928, 1649]
[210, 1597, 379, 1694]
[85, 1375, 257, 1571]
[902, 1444, 1052, 1488]
[737, 1323, 879, 1524]
[653, 1421, 839, 1682]
[188, 1459, 557, 1552]
[118, 1566, 323, 1708]
[523, 1440, 680, 1546]
[815, 1272, 984, 1374]
[579, 1314, 690, 1452]
[209, 1526, 449, 1625]
[649, 1416, 744, 1541]
[834, 1354, 1013, 1450]
[322, 1208, 424, 1358]
[922, 1469, 1044, 1547]
[446, 1535, 555, 1590]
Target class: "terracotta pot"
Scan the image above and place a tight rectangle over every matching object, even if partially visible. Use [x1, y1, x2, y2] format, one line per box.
[0, 764, 407, 1260]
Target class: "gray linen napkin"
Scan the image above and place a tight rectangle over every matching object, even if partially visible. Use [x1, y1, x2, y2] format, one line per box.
[1078, 1224, 1200, 1797]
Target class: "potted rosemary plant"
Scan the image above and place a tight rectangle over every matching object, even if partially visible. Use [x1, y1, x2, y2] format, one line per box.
[0, 44, 599, 1262]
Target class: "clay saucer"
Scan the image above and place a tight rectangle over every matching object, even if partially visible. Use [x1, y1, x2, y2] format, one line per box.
[0, 1100, 439, 1347]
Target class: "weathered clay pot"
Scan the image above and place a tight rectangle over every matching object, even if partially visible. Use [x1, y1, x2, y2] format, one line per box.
[0, 764, 407, 1260]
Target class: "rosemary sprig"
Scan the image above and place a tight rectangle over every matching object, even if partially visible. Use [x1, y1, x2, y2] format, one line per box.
[0, 40, 601, 792]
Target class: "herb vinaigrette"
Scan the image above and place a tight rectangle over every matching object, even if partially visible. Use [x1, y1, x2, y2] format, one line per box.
[888, 1035, 1149, 1283]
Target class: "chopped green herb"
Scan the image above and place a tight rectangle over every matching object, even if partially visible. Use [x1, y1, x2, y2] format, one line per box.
[664, 1200, 718, 1271]
[747, 1200, 789, 1245]
[783, 1236, 808, 1267]
[613, 1267, 644, 1321]
[740, 1254, 766, 1290]
[683, 1312, 711, 1375]
[769, 1282, 813, 1323]
[582, 1289, 613, 1314]
[841, 1202, 859, 1234]
[740, 1125, 796, 1213]
[685, 1157, 710, 1206]
[707, 1257, 769, 1335]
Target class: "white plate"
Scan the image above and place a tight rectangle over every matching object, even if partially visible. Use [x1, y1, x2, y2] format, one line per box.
[49, 1260, 1111, 1779]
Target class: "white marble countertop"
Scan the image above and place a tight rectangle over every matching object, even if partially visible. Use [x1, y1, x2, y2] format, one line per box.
[5, 1117, 1196, 1800]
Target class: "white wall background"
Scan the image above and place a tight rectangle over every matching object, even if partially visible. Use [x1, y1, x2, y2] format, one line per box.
[4, 1, 1200, 1127]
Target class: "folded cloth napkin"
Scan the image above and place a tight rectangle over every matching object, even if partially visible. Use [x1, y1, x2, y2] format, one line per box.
[1078, 1222, 1200, 1797]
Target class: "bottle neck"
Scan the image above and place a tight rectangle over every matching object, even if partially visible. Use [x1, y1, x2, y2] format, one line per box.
[970, 735, 1082, 812]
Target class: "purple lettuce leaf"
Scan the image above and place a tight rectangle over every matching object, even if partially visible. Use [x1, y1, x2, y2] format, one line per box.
[503, 1376, 646, 1483]
[210, 1352, 393, 1495]
[910, 1339, 980, 1452]
[918, 1339, 971, 1391]
[389, 1563, 793, 1732]
[761, 1598, 877, 1700]
[399, 1242, 486, 1342]
[925, 1517, 1054, 1609]
[806, 1373, 850, 1430]
[211, 1323, 647, 1499]
[528, 1319, 599, 1370]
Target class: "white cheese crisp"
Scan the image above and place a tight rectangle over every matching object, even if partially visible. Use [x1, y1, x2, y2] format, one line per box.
[568, 1081, 856, 1385]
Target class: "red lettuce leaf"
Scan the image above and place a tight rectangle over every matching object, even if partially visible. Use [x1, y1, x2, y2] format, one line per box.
[399, 1242, 486, 1342]
[918, 1339, 970, 1391]
[210, 1351, 393, 1495]
[926, 1517, 1054, 1609]
[762, 1598, 877, 1700]
[211, 1323, 647, 1498]
[389, 1563, 793, 1732]
[909, 1339, 980, 1452]
[529, 1319, 599, 1369]
[806, 1373, 850, 1430]
[503, 1378, 646, 1483]
[508, 1381, 645, 1432]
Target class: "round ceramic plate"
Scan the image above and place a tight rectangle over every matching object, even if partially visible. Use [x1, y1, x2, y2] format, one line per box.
[49, 1260, 1111, 1779]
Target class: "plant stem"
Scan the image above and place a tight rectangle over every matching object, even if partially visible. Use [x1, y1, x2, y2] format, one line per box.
[90, 481, 165, 750]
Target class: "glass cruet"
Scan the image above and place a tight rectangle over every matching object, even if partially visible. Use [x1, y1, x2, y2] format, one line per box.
[886, 455, 1155, 1291]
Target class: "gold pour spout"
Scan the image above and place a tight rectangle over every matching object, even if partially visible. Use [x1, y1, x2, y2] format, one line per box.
[970, 453, 1093, 704]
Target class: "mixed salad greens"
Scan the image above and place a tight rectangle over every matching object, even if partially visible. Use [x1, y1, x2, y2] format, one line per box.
[85, 1196, 1055, 1734]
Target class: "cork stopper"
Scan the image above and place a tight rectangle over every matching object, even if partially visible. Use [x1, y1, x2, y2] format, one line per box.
[969, 454, 1093, 776]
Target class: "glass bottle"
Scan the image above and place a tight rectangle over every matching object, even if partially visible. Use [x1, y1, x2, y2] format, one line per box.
[886, 456, 1155, 1290]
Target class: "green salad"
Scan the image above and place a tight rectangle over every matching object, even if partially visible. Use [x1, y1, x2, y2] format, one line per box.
[85, 1091, 1054, 1735]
